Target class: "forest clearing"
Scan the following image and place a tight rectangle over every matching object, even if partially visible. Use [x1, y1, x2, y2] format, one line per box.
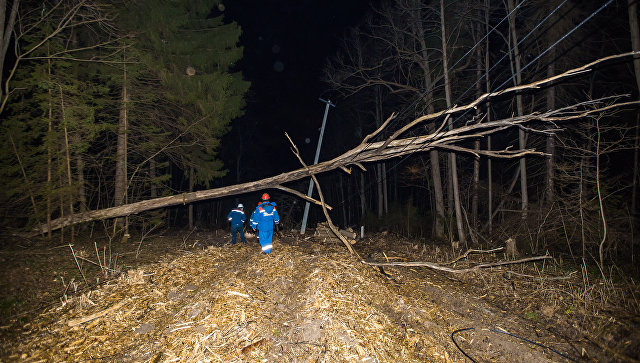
[2, 0, 640, 361]
[0, 230, 638, 362]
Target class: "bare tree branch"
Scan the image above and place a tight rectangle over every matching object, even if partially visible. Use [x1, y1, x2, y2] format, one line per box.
[23, 53, 640, 238]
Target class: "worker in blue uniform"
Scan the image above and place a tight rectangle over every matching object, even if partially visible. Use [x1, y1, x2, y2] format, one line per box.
[250, 193, 280, 254]
[227, 203, 247, 244]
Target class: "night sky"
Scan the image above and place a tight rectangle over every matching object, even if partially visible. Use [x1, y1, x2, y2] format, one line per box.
[221, 0, 375, 180]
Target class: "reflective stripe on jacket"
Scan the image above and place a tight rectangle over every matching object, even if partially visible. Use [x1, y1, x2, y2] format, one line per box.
[250, 201, 279, 230]
[227, 208, 246, 227]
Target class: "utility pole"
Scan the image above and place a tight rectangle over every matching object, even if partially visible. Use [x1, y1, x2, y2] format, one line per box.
[300, 98, 335, 234]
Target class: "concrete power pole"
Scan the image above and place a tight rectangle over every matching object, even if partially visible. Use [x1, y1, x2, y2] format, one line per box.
[300, 98, 335, 234]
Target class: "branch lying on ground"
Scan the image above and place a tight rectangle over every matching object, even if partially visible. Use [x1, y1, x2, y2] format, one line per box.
[445, 247, 504, 265]
[363, 255, 551, 274]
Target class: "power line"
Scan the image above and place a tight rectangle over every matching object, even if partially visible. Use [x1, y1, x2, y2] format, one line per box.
[342, 0, 526, 166]
[385, 0, 569, 163]
[328, 0, 615, 220]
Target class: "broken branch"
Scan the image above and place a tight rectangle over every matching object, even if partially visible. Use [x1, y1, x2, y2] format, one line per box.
[25, 53, 640, 238]
[364, 255, 551, 274]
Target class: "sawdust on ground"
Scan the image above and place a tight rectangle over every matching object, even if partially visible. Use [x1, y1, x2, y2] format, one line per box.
[0, 231, 637, 362]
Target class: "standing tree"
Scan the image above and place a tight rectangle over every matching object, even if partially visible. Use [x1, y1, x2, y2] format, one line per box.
[118, 0, 249, 229]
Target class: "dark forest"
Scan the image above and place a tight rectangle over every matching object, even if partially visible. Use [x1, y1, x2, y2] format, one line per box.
[1, 0, 639, 361]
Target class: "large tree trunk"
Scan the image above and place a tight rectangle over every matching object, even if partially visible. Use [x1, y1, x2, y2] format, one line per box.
[77, 154, 86, 212]
[633, 119, 639, 218]
[47, 56, 53, 239]
[485, 0, 493, 234]
[359, 171, 366, 219]
[0, 0, 19, 107]
[376, 164, 383, 219]
[507, 0, 528, 219]
[382, 162, 388, 214]
[60, 86, 75, 243]
[441, 0, 466, 246]
[150, 158, 157, 199]
[429, 148, 445, 238]
[472, 21, 483, 231]
[375, 86, 385, 219]
[340, 173, 347, 227]
[114, 62, 128, 232]
[545, 55, 556, 205]
[189, 166, 194, 229]
[27, 53, 639, 237]
[629, 0, 640, 218]
[410, 1, 445, 238]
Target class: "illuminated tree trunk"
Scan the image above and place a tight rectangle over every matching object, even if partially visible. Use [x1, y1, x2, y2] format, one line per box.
[545, 52, 556, 205]
[150, 158, 157, 198]
[485, 0, 493, 234]
[114, 63, 128, 228]
[628, 0, 640, 218]
[47, 55, 53, 239]
[60, 85, 75, 243]
[409, 0, 445, 238]
[0, 0, 19, 107]
[507, 0, 528, 219]
[441, 0, 466, 246]
[189, 166, 194, 228]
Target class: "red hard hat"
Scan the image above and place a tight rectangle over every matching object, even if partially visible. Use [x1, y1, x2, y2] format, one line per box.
[261, 193, 270, 201]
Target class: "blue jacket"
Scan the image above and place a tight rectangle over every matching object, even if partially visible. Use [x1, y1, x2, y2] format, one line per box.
[250, 202, 279, 230]
[227, 208, 246, 227]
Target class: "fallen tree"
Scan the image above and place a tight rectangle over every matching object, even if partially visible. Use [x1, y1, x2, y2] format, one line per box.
[26, 52, 640, 238]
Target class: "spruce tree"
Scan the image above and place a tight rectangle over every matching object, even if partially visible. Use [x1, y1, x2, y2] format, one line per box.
[120, 0, 249, 187]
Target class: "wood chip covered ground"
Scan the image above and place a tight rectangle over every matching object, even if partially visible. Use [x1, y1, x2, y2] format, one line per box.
[1, 231, 637, 362]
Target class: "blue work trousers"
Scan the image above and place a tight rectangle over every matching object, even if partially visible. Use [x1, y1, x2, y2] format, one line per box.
[258, 228, 273, 253]
[231, 225, 246, 244]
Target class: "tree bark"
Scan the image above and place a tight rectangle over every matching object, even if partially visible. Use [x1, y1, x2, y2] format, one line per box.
[114, 61, 128, 231]
[340, 173, 347, 227]
[375, 86, 384, 219]
[77, 154, 86, 212]
[382, 162, 388, 214]
[629, 0, 640, 218]
[360, 171, 366, 219]
[472, 21, 483, 232]
[633, 118, 639, 217]
[47, 60, 53, 239]
[0, 0, 19, 106]
[441, 0, 466, 246]
[485, 0, 493, 234]
[410, 0, 445, 238]
[545, 57, 556, 205]
[189, 166, 194, 229]
[507, 0, 528, 219]
[377, 163, 383, 219]
[60, 85, 75, 242]
[150, 158, 157, 199]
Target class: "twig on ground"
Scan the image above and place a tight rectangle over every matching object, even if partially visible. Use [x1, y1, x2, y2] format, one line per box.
[67, 299, 126, 327]
[68, 244, 89, 286]
[445, 247, 505, 265]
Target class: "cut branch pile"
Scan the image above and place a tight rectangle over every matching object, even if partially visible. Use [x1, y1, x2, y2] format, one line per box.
[25, 52, 640, 238]
[313, 222, 357, 245]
